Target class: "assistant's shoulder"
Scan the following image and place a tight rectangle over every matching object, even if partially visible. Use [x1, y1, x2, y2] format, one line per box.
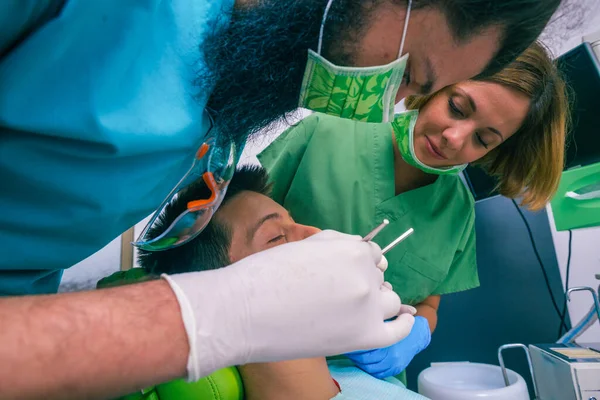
[267, 112, 353, 143]
[260, 112, 384, 167]
[438, 174, 476, 216]
[287, 112, 323, 137]
[292, 111, 356, 132]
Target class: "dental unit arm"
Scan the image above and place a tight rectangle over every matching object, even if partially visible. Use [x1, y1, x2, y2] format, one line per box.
[558, 281, 600, 344]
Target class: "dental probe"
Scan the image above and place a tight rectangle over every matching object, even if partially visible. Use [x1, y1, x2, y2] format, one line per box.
[362, 219, 390, 242]
[382, 228, 414, 255]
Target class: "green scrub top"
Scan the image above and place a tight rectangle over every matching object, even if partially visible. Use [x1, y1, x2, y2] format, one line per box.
[0, 0, 233, 295]
[258, 113, 479, 306]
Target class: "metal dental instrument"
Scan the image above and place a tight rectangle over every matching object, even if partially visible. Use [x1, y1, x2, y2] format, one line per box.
[567, 286, 600, 320]
[361, 220, 413, 255]
[498, 344, 538, 398]
[362, 219, 390, 242]
[382, 228, 414, 254]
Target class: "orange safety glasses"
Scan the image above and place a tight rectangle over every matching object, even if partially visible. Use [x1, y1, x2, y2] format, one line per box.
[133, 137, 237, 252]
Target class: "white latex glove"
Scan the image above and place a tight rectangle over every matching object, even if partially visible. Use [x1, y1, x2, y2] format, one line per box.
[162, 230, 415, 381]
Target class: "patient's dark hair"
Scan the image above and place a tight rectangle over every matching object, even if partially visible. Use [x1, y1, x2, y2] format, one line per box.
[138, 165, 272, 275]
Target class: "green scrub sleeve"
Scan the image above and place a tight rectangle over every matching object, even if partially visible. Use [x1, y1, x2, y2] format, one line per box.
[432, 208, 479, 295]
[257, 113, 320, 204]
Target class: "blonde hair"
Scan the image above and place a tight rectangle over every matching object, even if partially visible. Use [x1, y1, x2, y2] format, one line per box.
[406, 41, 569, 211]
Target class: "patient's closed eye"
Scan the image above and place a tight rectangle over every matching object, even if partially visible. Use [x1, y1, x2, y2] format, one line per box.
[268, 234, 287, 244]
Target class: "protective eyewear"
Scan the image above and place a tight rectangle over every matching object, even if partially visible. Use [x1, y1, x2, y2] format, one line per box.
[133, 127, 237, 252]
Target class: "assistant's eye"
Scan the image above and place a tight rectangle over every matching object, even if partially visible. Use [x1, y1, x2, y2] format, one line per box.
[476, 132, 489, 149]
[448, 97, 464, 118]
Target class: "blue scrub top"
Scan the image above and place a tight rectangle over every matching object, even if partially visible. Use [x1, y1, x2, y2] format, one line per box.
[0, 0, 234, 295]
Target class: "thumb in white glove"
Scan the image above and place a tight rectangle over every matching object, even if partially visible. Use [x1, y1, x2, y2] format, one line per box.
[162, 230, 414, 381]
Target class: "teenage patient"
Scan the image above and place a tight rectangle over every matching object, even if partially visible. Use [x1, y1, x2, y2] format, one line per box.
[136, 165, 428, 400]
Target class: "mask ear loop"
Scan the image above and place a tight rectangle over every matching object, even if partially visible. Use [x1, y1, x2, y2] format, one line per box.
[317, 0, 336, 55]
[397, 0, 412, 58]
[318, 0, 412, 58]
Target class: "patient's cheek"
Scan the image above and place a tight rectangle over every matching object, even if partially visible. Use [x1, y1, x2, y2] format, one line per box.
[227, 235, 251, 264]
[238, 359, 339, 400]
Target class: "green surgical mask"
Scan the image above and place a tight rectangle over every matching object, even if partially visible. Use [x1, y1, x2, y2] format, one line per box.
[298, 0, 412, 123]
[392, 111, 468, 176]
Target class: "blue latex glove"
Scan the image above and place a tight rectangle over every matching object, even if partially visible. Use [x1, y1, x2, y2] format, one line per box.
[346, 316, 431, 379]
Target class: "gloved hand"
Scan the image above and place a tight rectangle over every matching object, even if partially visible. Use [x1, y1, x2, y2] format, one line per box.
[162, 230, 415, 381]
[346, 316, 431, 379]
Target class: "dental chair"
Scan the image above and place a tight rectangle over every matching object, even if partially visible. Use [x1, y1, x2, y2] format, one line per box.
[97, 269, 245, 400]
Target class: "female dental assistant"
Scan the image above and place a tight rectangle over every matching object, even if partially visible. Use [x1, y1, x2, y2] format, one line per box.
[258, 41, 569, 382]
[0, 0, 562, 397]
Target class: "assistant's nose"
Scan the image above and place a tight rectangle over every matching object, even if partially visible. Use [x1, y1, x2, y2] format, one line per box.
[441, 123, 471, 150]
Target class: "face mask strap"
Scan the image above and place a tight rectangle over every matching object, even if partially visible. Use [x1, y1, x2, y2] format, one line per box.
[397, 0, 412, 58]
[317, 0, 336, 55]
[319, 0, 411, 58]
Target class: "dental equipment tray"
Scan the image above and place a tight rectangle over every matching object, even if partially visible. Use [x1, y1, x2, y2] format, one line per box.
[529, 343, 600, 400]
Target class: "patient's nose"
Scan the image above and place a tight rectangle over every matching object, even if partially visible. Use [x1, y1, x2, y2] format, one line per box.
[297, 224, 321, 239]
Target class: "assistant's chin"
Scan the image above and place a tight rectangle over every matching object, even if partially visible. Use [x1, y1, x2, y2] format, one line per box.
[414, 137, 449, 168]
[412, 136, 431, 164]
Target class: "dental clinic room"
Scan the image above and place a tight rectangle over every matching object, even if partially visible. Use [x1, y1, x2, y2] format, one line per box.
[2, 1, 600, 399]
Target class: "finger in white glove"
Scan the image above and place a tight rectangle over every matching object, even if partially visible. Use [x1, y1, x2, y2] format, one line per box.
[376, 254, 388, 272]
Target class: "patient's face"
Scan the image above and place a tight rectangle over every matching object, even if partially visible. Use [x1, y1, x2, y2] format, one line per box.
[217, 191, 321, 263]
